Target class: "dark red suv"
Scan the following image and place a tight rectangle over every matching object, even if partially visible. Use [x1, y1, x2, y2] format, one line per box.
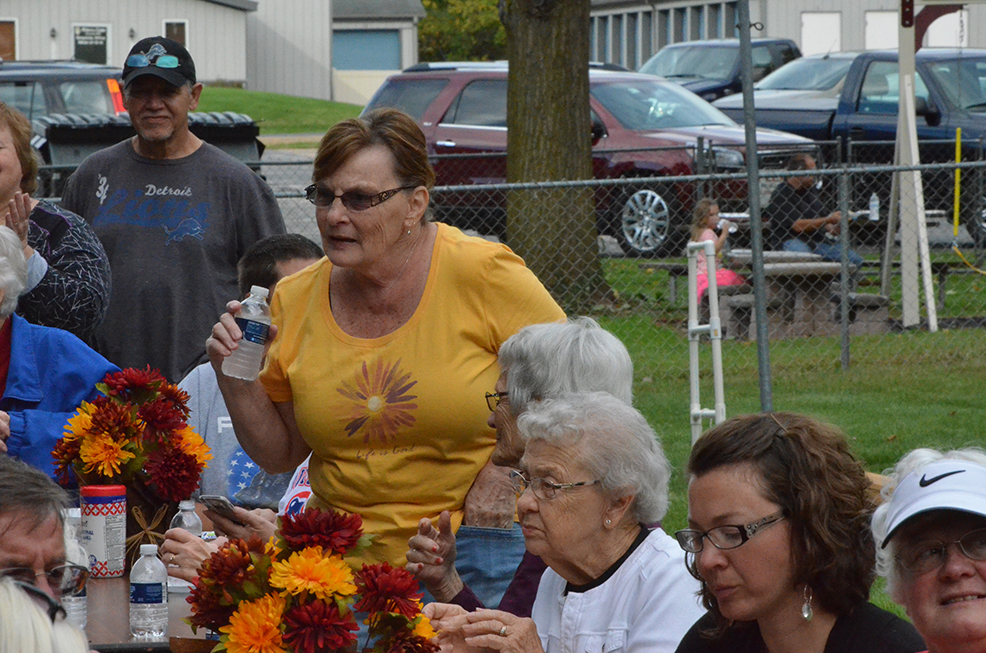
[364, 62, 814, 255]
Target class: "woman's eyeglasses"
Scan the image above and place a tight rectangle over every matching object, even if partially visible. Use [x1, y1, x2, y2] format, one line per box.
[125, 54, 180, 69]
[897, 527, 986, 574]
[305, 184, 416, 212]
[675, 512, 785, 553]
[509, 470, 601, 501]
[485, 391, 508, 411]
[0, 564, 88, 598]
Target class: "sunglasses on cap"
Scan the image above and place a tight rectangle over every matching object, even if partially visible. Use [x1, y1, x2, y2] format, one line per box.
[125, 53, 180, 69]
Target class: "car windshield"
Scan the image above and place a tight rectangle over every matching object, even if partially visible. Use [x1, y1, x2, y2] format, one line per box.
[923, 56, 986, 112]
[639, 45, 739, 81]
[757, 56, 854, 90]
[592, 79, 735, 129]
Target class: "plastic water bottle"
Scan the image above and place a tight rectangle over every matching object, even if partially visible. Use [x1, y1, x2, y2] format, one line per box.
[222, 285, 271, 381]
[167, 500, 203, 593]
[62, 508, 87, 630]
[130, 544, 168, 638]
[869, 192, 880, 221]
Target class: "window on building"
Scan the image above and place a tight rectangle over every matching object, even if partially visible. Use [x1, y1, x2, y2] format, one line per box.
[800, 12, 840, 56]
[926, 10, 969, 48]
[164, 21, 188, 46]
[333, 30, 401, 70]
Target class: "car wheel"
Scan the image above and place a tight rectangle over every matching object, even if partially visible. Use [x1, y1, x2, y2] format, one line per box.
[618, 187, 676, 256]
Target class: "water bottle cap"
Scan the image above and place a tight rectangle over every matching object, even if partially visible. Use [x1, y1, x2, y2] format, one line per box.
[178, 500, 196, 511]
[140, 544, 158, 556]
[249, 285, 269, 298]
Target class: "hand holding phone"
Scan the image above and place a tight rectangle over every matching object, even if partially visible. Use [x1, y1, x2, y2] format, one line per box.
[199, 495, 240, 522]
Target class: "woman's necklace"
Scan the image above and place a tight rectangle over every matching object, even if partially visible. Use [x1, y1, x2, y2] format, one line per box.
[381, 225, 423, 291]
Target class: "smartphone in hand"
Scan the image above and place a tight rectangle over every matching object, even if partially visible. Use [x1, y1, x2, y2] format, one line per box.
[199, 495, 243, 523]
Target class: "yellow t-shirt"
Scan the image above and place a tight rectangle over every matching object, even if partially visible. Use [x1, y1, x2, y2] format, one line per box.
[261, 224, 565, 566]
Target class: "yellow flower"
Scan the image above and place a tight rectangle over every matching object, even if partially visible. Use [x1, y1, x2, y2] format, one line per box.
[176, 425, 212, 465]
[269, 547, 356, 600]
[219, 594, 286, 653]
[63, 402, 95, 442]
[413, 615, 437, 640]
[79, 433, 136, 477]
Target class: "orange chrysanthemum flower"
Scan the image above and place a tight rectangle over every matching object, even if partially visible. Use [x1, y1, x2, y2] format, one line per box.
[176, 425, 212, 466]
[269, 547, 356, 600]
[219, 594, 286, 653]
[79, 433, 136, 477]
[62, 401, 95, 443]
[413, 615, 437, 640]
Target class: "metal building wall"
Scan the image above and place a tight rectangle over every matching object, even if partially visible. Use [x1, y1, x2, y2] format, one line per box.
[246, 0, 332, 100]
[0, 0, 250, 82]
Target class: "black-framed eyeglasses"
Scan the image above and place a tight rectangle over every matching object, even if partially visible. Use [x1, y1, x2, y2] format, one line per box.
[304, 184, 416, 212]
[0, 564, 88, 598]
[896, 527, 986, 575]
[675, 512, 785, 553]
[12, 581, 66, 623]
[509, 470, 601, 501]
[485, 391, 508, 411]
[125, 53, 180, 69]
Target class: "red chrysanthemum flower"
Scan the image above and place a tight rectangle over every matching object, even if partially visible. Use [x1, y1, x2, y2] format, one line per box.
[100, 366, 165, 399]
[157, 383, 192, 419]
[145, 447, 202, 502]
[379, 625, 441, 653]
[88, 397, 142, 443]
[138, 397, 188, 442]
[187, 577, 237, 632]
[282, 599, 359, 653]
[354, 563, 423, 619]
[280, 509, 364, 555]
[51, 438, 82, 485]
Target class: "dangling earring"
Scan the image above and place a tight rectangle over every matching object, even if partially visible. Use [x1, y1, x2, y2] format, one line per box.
[605, 519, 611, 526]
[801, 585, 813, 622]
[407, 229, 411, 235]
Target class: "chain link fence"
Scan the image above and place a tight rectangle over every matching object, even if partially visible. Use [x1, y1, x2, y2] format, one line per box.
[40, 142, 986, 418]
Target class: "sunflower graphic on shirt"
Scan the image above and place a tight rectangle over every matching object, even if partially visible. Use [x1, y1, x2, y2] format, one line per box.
[337, 359, 418, 444]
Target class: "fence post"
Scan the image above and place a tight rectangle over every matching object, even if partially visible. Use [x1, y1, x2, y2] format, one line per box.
[838, 167, 851, 369]
[737, 0, 772, 412]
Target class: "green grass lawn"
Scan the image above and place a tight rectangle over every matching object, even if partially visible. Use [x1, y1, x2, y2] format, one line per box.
[196, 86, 362, 134]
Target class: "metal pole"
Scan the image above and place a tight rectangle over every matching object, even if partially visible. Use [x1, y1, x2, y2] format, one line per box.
[838, 168, 851, 369]
[736, 0, 772, 411]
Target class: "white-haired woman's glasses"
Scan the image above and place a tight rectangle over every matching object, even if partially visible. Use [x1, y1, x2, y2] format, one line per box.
[509, 469, 600, 501]
[896, 527, 986, 575]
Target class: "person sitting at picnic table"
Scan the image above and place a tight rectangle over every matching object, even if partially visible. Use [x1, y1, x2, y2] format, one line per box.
[764, 153, 863, 266]
[407, 317, 633, 616]
[674, 412, 925, 653]
[425, 392, 703, 653]
[206, 107, 565, 580]
[689, 198, 746, 302]
[872, 448, 986, 653]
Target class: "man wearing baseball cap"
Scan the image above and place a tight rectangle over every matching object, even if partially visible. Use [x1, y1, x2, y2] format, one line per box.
[872, 448, 986, 653]
[61, 37, 285, 382]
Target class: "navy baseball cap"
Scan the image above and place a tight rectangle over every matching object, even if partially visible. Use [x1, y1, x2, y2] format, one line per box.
[123, 37, 196, 89]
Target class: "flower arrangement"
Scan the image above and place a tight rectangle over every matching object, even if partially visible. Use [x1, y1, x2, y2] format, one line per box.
[188, 508, 439, 653]
[52, 366, 211, 501]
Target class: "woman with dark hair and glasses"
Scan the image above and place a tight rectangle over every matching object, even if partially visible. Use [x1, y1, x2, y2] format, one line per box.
[207, 107, 564, 579]
[0, 578, 87, 653]
[872, 448, 986, 653]
[425, 392, 703, 653]
[674, 412, 924, 653]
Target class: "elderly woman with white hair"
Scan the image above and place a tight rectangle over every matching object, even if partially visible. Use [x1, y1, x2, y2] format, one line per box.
[407, 317, 633, 616]
[425, 392, 704, 653]
[0, 226, 117, 478]
[872, 448, 986, 653]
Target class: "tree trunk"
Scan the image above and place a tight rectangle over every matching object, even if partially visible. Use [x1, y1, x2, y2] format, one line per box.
[502, 0, 611, 312]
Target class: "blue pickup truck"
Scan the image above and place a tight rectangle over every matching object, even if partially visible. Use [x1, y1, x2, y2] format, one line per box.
[714, 49, 986, 244]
